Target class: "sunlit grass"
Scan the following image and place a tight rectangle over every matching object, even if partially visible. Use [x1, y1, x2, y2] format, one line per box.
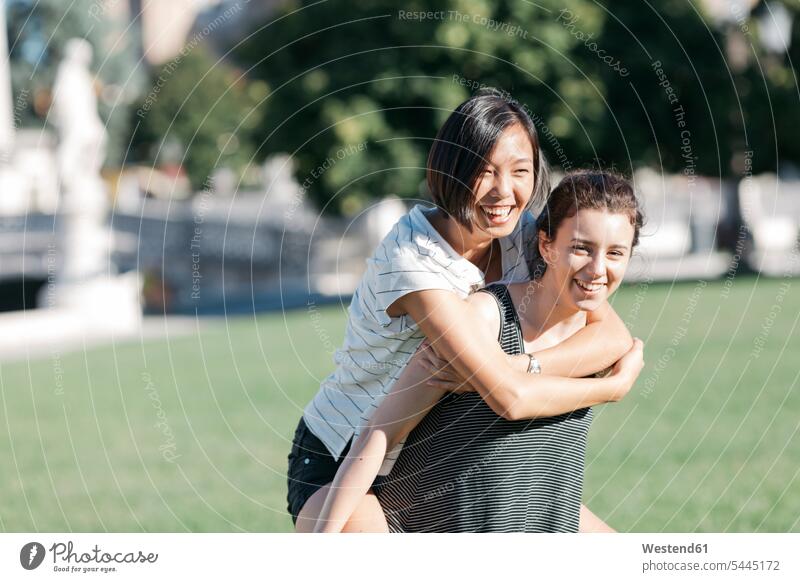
[0, 277, 797, 532]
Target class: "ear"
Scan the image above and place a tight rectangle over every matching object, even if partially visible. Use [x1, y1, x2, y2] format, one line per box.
[538, 230, 558, 265]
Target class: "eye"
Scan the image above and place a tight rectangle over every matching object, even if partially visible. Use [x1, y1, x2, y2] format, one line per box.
[572, 244, 590, 254]
[609, 250, 626, 258]
[514, 168, 530, 175]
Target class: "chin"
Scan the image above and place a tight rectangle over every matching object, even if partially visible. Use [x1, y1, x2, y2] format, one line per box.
[574, 298, 604, 312]
[570, 288, 606, 312]
[487, 222, 517, 238]
[569, 278, 613, 311]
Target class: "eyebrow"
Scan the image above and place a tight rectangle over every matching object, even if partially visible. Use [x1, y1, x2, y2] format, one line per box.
[571, 238, 630, 251]
[485, 157, 533, 170]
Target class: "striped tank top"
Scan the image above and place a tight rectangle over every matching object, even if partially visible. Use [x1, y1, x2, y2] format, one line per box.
[373, 283, 594, 532]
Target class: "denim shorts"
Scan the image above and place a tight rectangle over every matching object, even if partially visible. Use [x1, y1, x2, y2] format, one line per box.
[286, 417, 352, 525]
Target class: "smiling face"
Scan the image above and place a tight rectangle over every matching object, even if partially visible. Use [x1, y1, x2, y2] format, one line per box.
[539, 208, 636, 312]
[469, 123, 535, 239]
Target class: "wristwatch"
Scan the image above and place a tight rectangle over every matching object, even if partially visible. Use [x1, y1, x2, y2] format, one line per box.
[526, 353, 542, 374]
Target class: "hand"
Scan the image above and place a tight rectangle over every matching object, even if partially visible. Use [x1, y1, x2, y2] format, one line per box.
[418, 341, 475, 393]
[606, 337, 644, 402]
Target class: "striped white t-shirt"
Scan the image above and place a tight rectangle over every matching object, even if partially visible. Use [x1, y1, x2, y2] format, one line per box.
[302, 204, 537, 461]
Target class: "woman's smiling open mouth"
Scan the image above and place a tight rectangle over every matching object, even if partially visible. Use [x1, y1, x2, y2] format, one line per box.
[574, 279, 606, 294]
[481, 205, 514, 225]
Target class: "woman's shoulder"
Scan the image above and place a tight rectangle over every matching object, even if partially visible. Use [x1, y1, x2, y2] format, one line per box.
[371, 205, 454, 266]
[466, 287, 503, 333]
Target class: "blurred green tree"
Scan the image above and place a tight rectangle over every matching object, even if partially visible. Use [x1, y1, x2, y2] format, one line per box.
[742, 1, 800, 175]
[234, 0, 600, 214]
[130, 45, 267, 190]
[594, 0, 798, 178]
[232, 0, 797, 213]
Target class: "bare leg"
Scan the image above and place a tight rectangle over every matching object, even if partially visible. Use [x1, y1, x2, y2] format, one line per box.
[295, 483, 389, 533]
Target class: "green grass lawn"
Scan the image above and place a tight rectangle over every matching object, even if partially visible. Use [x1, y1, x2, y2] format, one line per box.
[0, 276, 798, 532]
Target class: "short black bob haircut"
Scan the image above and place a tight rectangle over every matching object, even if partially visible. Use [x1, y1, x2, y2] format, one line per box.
[426, 88, 549, 228]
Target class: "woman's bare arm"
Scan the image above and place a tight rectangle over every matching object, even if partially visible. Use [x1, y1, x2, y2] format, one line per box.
[312, 347, 450, 533]
[535, 300, 633, 377]
[579, 504, 616, 532]
[392, 289, 643, 421]
[430, 300, 633, 387]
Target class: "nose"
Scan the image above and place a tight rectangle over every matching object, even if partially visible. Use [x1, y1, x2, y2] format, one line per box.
[587, 254, 607, 279]
[493, 170, 514, 200]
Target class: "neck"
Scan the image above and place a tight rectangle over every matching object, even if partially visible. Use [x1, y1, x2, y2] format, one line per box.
[430, 209, 493, 264]
[523, 270, 583, 333]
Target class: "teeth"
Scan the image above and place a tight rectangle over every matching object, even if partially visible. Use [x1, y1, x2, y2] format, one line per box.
[483, 206, 511, 217]
[575, 280, 604, 292]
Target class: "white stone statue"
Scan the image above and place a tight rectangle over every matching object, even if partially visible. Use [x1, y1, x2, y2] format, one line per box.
[45, 38, 141, 331]
[52, 38, 107, 192]
[0, 37, 139, 358]
[51, 38, 109, 281]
